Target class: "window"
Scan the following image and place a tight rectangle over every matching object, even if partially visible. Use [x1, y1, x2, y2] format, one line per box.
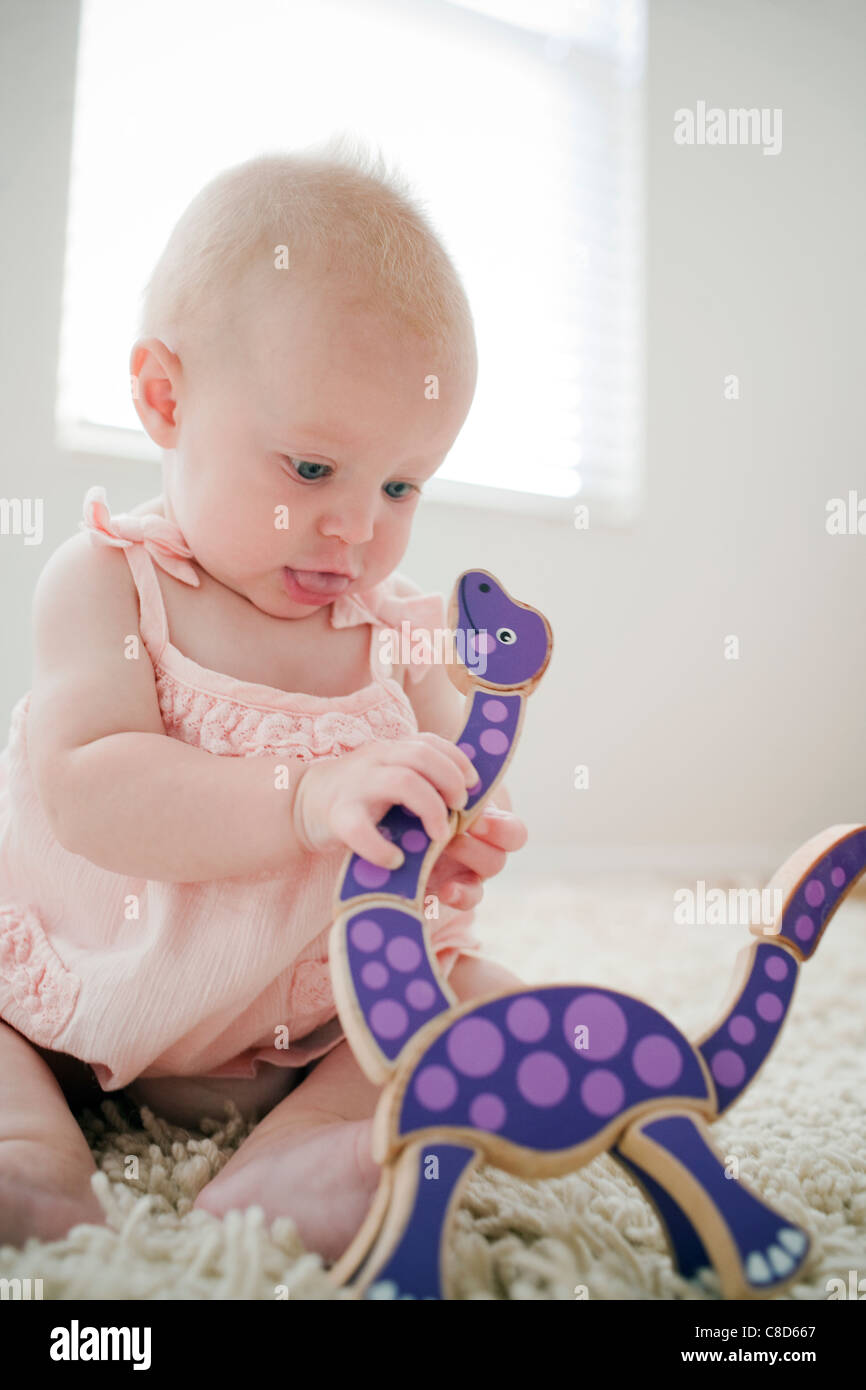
[57, 0, 646, 521]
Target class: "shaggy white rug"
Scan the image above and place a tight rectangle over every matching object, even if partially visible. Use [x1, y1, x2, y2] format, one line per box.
[1, 869, 864, 1301]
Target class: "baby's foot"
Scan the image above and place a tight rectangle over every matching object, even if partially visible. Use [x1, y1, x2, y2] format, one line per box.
[193, 1117, 380, 1264]
[0, 1139, 107, 1248]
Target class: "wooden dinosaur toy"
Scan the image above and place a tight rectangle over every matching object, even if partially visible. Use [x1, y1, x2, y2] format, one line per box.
[323, 568, 863, 1299]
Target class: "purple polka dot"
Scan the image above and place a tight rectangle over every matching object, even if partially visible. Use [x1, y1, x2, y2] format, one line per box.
[470, 631, 496, 656]
[353, 859, 391, 890]
[632, 1035, 683, 1088]
[482, 699, 508, 723]
[711, 1050, 746, 1087]
[369, 999, 409, 1040]
[795, 914, 815, 941]
[729, 1014, 756, 1045]
[350, 917, 383, 952]
[804, 878, 825, 908]
[506, 997, 550, 1043]
[756, 992, 783, 1022]
[479, 728, 509, 756]
[469, 1093, 507, 1131]
[386, 936, 422, 972]
[447, 1018, 505, 1077]
[764, 955, 788, 981]
[406, 979, 436, 1011]
[361, 961, 388, 989]
[401, 829, 427, 854]
[517, 1051, 570, 1106]
[580, 1069, 625, 1117]
[831, 866, 846, 888]
[414, 1065, 458, 1111]
[563, 993, 628, 1060]
[458, 742, 476, 760]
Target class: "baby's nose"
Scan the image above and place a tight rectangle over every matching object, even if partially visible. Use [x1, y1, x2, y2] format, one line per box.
[318, 504, 376, 546]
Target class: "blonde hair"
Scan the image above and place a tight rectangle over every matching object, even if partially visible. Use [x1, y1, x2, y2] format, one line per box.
[137, 134, 476, 374]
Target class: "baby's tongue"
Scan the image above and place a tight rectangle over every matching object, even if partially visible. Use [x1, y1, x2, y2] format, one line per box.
[291, 568, 350, 595]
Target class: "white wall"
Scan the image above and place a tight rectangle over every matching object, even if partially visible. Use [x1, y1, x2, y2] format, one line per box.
[1, 0, 864, 879]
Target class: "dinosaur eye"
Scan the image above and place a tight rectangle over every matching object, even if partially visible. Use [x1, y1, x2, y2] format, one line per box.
[496, 627, 517, 644]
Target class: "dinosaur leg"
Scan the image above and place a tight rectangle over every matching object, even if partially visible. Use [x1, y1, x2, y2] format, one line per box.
[610, 1146, 712, 1279]
[339, 1140, 483, 1300]
[617, 1109, 810, 1298]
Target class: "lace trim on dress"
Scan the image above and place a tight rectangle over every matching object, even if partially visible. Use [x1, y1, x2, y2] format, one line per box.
[0, 903, 81, 1043]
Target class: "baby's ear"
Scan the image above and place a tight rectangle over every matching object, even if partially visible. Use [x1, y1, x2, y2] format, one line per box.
[129, 337, 182, 449]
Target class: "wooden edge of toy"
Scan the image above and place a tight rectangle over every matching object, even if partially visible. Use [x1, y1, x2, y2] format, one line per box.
[345, 1137, 486, 1300]
[617, 1109, 811, 1301]
[327, 1163, 396, 1292]
[444, 569, 553, 699]
[370, 982, 716, 1175]
[749, 822, 866, 953]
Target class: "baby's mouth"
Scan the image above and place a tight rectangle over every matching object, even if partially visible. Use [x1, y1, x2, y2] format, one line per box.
[285, 567, 351, 596]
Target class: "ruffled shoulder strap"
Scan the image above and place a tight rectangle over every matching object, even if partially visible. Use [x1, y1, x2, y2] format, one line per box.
[80, 486, 199, 586]
[330, 572, 446, 685]
[78, 486, 198, 666]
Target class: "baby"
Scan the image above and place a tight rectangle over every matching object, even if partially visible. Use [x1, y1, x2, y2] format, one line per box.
[0, 143, 528, 1264]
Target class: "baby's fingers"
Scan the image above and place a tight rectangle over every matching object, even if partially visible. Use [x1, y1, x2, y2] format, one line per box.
[467, 808, 528, 853]
[443, 831, 507, 881]
[376, 767, 456, 845]
[331, 803, 404, 871]
[440, 872, 484, 911]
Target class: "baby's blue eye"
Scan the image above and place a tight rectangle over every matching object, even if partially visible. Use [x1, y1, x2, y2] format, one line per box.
[292, 459, 331, 481]
[384, 481, 415, 500]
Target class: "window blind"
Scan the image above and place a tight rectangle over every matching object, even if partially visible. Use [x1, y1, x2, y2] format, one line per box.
[57, 0, 645, 518]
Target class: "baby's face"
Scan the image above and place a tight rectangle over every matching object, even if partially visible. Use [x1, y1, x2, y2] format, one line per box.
[161, 267, 476, 619]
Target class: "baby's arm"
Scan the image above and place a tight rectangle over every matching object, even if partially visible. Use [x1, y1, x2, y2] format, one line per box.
[28, 534, 311, 882]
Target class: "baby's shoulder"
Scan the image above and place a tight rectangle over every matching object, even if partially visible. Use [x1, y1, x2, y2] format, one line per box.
[32, 527, 140, 650]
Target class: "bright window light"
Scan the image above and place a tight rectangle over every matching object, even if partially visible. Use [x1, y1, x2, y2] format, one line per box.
[58, 0, 645, 517]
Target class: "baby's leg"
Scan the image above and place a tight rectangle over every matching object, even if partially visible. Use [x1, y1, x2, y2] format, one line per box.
[0, 1021, 107, 1246]
[193, 956, 523, 1262]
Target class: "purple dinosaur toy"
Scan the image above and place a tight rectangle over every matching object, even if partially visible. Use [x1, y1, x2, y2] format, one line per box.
[325, 569, 860, 1300]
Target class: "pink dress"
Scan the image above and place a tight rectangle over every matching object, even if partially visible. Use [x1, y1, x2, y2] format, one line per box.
[0, 487, 482, 1095]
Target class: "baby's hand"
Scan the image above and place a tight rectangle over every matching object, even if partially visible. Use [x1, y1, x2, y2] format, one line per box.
[427, 806, 529, 912]
[293, 735, 481, 868]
